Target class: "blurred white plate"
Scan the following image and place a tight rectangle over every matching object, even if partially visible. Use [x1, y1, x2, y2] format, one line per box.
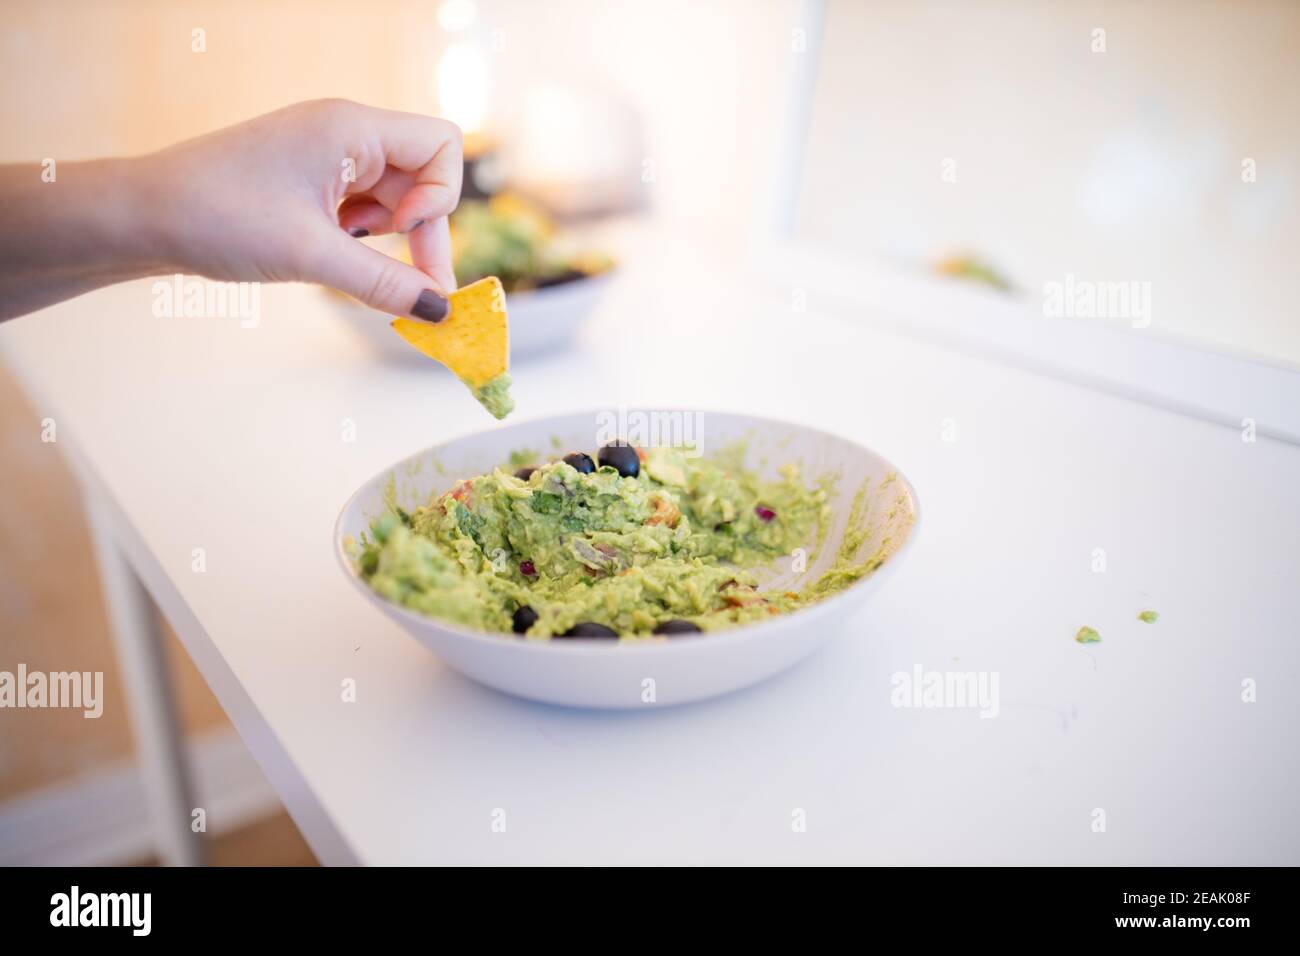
[334, 411, 920, 709]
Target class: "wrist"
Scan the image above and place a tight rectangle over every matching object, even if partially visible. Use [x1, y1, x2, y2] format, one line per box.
[86, 157, 180, 279]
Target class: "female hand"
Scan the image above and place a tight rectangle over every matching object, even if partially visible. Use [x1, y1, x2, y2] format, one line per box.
[0, 99, 463, 322]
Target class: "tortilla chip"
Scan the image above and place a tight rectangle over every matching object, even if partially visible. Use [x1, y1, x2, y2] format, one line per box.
[390, 277, 508, 389]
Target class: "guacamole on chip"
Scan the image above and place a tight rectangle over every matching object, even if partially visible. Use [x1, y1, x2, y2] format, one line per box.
[391, 276, 514, 419]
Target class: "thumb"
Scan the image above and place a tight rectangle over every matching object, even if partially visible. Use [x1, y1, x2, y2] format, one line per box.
[310, 229, 449, 321]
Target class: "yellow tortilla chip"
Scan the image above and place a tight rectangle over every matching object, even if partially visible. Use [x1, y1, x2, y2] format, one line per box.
[390, 277, 508, 389]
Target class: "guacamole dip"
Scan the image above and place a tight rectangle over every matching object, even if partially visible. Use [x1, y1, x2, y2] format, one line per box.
[351, 442, 879, 639]
[472, 373, 515, 420]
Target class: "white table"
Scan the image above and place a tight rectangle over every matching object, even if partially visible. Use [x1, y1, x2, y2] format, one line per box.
[4, 243, 1298, 865]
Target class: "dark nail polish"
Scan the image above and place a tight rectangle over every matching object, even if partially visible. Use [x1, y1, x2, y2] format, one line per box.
[411, 289, 449, 322]
[403, 219, 426, 234]
[348, 227, 370, 238]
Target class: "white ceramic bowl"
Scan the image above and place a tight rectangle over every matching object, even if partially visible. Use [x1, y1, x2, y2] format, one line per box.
[334, 411, 920, 708]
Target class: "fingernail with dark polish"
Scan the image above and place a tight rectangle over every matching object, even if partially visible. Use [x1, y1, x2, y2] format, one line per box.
[348, 227, 370, 238]
[411, 289, 449, 322]
[403, 219, 426, 234]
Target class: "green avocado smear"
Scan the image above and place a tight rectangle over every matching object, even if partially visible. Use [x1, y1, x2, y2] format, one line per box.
[350, 445, 891, 640]
[470, 373, 514, 420]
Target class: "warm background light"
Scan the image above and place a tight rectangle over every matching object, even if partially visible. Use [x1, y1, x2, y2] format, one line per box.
[436, 41, 491, 136]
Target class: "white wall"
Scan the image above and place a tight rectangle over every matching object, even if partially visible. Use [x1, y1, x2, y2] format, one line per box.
[0, 0, 797, 249]
[798, 0, 1300, 366]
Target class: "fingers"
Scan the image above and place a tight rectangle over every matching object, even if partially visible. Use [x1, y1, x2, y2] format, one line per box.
[327, 108, 463, 298]
[308, 228, 449, 322]
[336, 163, 454, 243]
[392, 181, 458, 235]
[337, 167, 414, 236]
[336, 198, 393, 237]
[335, 195, 456, 291]
[408, 216, 457, 292]
[343, 164, 416, 208]
[373, 109, 463, 233]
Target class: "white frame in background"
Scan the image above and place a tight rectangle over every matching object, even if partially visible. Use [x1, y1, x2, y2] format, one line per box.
[752, 0, 1300, 446]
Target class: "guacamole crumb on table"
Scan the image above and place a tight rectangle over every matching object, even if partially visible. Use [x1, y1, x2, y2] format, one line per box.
[350, 442, 884, 640]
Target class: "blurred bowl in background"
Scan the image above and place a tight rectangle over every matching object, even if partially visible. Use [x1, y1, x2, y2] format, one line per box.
[499, 268, 613, 357]
[325, 267, 613, 364]
[327, 190, 616, 363]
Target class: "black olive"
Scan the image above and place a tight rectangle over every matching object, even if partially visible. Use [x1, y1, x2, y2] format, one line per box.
[512, 605, 539, 634]
[597, 441, 641, 478]
[653, 619, 702, 635]
[558, 622, 619, 638]
[562, 452, 596, 474]
[513, 465, 538, 481]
